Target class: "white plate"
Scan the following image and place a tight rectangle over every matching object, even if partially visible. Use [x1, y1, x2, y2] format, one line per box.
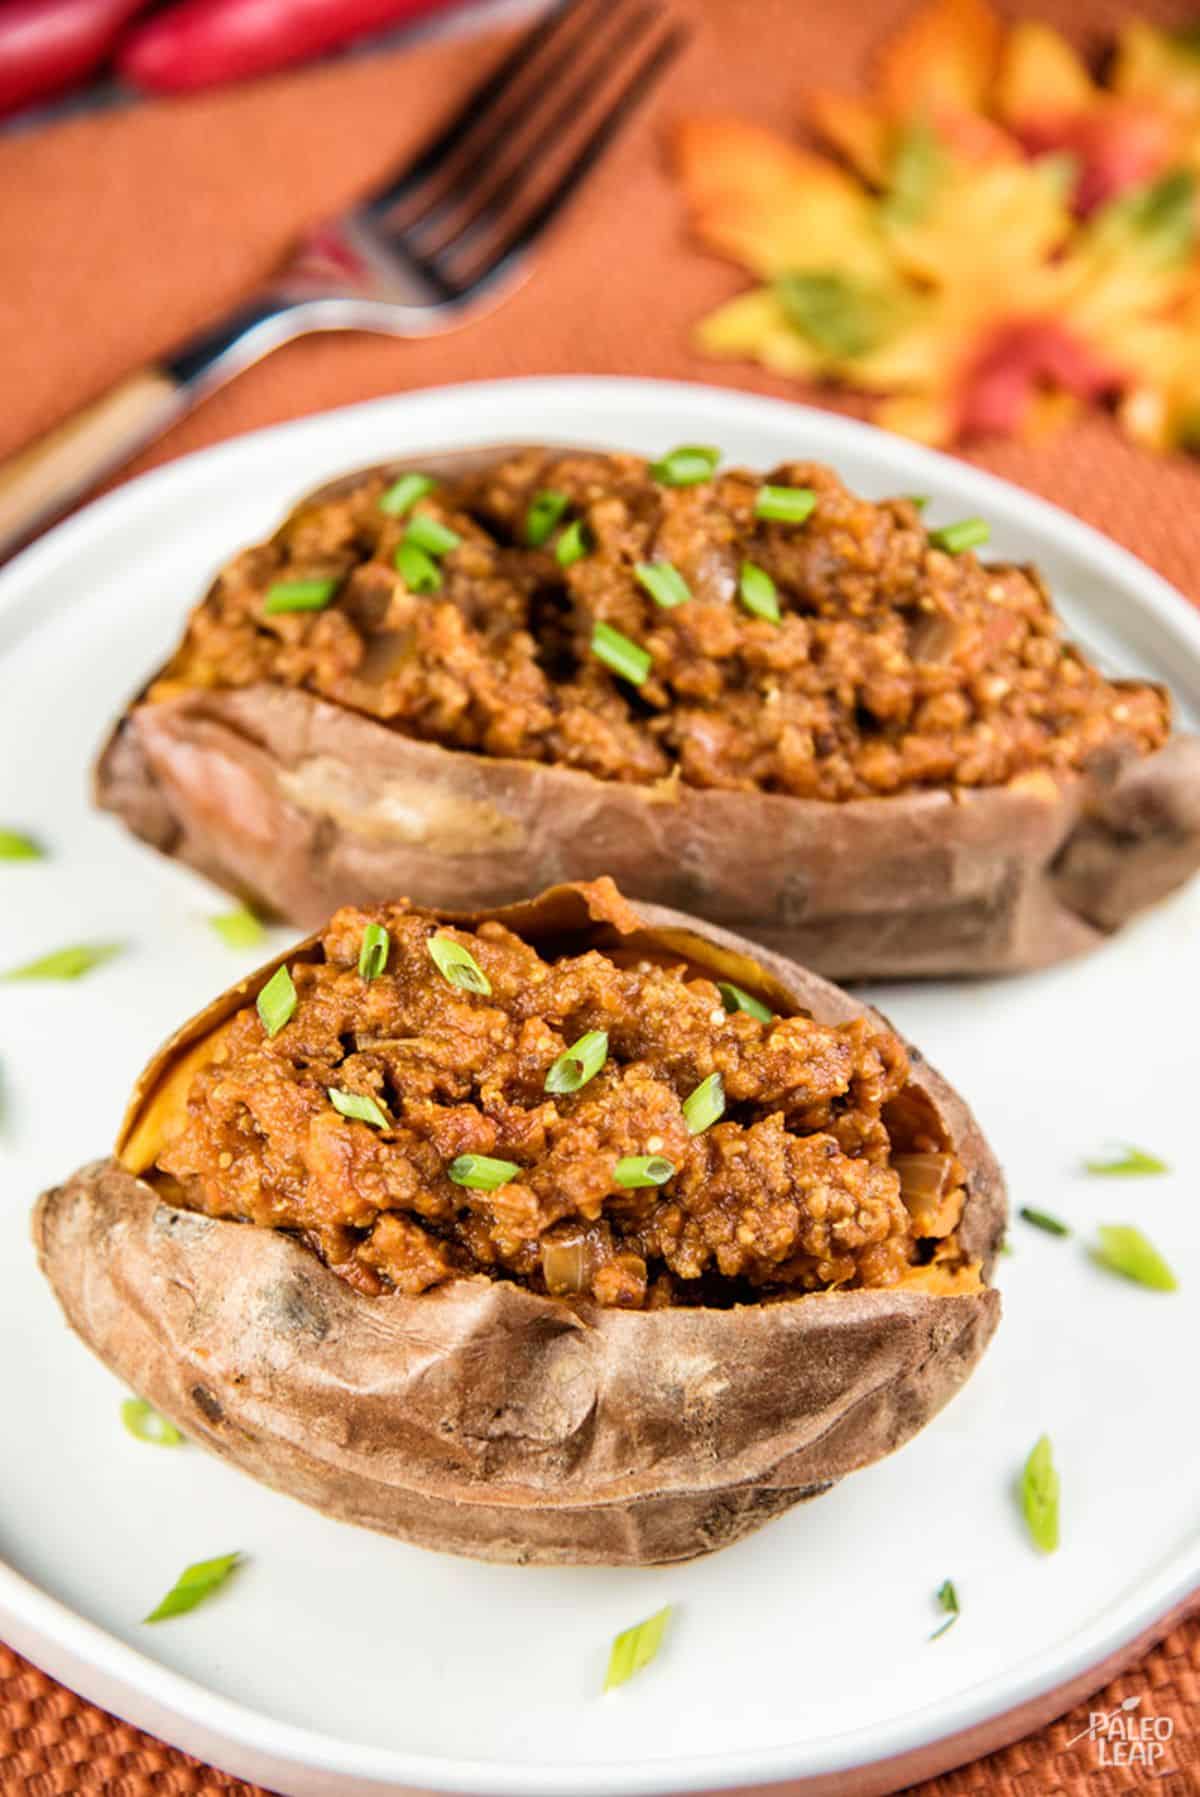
[1, 378, 1197, 1797]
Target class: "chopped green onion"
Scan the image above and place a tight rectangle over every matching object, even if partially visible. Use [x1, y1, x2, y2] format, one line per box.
[1091, 1224, 1178, 1292]
[717, 981, 773, 1023]
[929, 518, 990, 555]
[4, 942, 123, 981]
[545, 1030, 609, 1095]
[404, 514, 461, 557]
[907, 494, 930, 511]
[1019, 1434, 1059, 1554]
[604, 1605, 672, 1690]
[358, 922, 390, 981]
[256, 964, 297, 1037]
[525, 489, 570, 546]
[635, 560, 691, 609]
[0, 829, 43, 860]
[592, 621, 651, 687]
[614, 1155, 675, 1187]
[329, 1087, 389, 1129]
[1019, 1206, 1071, 1237]
[930, 1578, 959, 1641]
[449, 1153, 521, 1190]
[395, 540, 442, 593]
[555, 519, 591, 567]
[754, 484, 816, 524]
[144, 1552, 242, 1623]
[739, 560, 780, 623]
[210, 906, 264, 950]
[682, 1072, 725, 1135]
[1084, 1145, 1168, 1176]
[379, 472, 435, 516]
[121, 1398, 183, 1447]
[427, 933, 492, 995]
[263, 577, 337, 615]
[649, 444, 720, 486]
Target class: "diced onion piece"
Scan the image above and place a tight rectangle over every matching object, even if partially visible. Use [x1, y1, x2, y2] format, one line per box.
[540, 1233, 591, 1295]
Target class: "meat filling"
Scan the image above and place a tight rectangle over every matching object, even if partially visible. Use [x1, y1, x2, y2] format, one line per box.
[150, 449, 1169, 802]
[150, 902, 968, 1308]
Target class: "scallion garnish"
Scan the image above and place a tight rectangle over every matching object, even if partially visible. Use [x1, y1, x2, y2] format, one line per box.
[1019, 1434, 1059, 1554]
[210, 906, 264, 950]
[4, 942, 123, 981]
[379, 472, 435, 517]
[908, 495, 930, 510]
[0, 829, 43, 860]
[739, 560, 780, 622]
[358, 922, 390, 981]
[604, 1605, 673, 1690]
[1091, 1224, 1178, 1291]
[144, 1552, 242, 1623]
[1019, 1206, 1071, 1237]
[1084, 1145, 1168, 1176]
[754, 484, 816, 524]
[403, 514, 461, 557]
[592, 621, 651, 687]
[930, 1578, 959, 1640]
[682, 1071, 725, 1135]
[449, 1153, 521, 1190]
[525, 489, 570, 546]
[329, 1087, 389, 1129]
[427, 933, 492, 995]
[929, 518, 990, 555]
[122, 1398, 183, 1447]
[556, 519, 591, 567]
[395, 540, 442, 593]
[256, 964, 297, 1037]
[649, 444, 721, 486]
[545, 1030, 609, 1095]
[263, 577, 337, 615]
[635, 560, 691, 609]
[717, 980, 773, 1023]
[614, 1155, 676, 1187]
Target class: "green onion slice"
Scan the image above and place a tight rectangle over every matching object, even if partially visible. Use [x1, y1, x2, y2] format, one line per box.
[614, 1154, 676, 1188]
[449, 1153, 521, 1190]
[1019, 1434, 1060, 1554]
[739, 560, 781, 622]
[649, 444, 721, 486]
[0, 829, 43, 860]
[379, 472, 435, 517]
[210, 906, 264, 950]
[427, 933, 492, 995]
[1019, 1206, 1071, 1237]
[358, 922, 390, 981]
[717, 981, 773, 1023]
[328, 1087, 389, 1129]
[604, 1605, 673, 1690]
[395, 540, 442, 593]
[929, 518, 990, 555]
[682, 1071, 725, 1135]
[263, 577, 337, 615]
[144, 1552, 242, 1623]
[754, 484, 816, 524]
[555, 519, 591, 567]
[1084, 1145, 1168, 1176]
[4, 942, 123, 981]
[545, 1030, 609, 1095]
[930, 1577, 959, 1640]
[525, 489, 570, 546]
[635, 560, 692, 609]
[403, 514, 461, 557]
[1092, 1224, 1178, 1292]
[907, 494, 930, 510]
[592, 621, 652, 687]
[122, 1398, 183, 1447]
[256, 964, 297, 1037]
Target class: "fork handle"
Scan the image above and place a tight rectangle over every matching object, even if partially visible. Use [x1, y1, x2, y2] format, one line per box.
[0, 368, 187, 563]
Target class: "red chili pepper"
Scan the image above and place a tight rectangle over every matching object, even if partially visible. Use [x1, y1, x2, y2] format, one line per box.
[117, 0, 466, 93]
[0, 0, 152, 117]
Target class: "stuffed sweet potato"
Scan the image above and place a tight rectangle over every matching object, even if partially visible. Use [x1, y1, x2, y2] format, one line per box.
[95, 445, 1200, 980]
[34, 880, 1004, 1565]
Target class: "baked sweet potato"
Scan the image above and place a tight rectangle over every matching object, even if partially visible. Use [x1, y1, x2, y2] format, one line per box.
[34, 881, 1004, 1565]
[94, 445, 1200, 980]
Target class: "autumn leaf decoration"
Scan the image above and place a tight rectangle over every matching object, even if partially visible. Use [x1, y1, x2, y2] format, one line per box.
[674, 0, 1200, 452]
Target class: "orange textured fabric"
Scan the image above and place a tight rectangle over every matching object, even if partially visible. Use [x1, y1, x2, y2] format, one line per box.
[1, 1, 1199, 1792]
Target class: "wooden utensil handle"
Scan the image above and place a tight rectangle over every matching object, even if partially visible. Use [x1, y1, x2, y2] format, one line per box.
[0, 369, 186, 562]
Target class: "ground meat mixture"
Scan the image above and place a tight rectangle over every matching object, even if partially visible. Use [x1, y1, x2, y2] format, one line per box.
[151, 448, 1169, 801]
[151, 903, 967, 1308]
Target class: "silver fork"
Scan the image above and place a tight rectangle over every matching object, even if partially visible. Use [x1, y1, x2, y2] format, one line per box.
[0, 0, 684, 562]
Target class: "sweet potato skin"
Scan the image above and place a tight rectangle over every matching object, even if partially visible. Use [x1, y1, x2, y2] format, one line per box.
[33, 886, 1005, 1565]
[93, 452, 1200, 981]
